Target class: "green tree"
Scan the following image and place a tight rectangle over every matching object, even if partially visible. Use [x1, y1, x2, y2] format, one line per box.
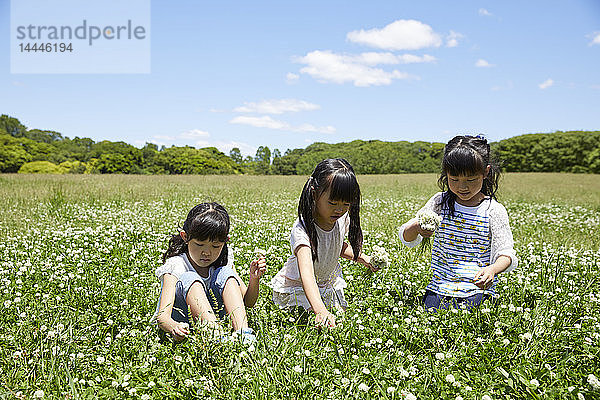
[230, 148, 243, 164]
[0, 115, 27, 137]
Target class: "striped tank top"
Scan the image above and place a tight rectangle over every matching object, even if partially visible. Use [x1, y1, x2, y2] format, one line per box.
[428, 200, 495, 297]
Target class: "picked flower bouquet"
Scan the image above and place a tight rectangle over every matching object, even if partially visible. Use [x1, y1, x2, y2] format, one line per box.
[416, 209, 442, 252]
[370, 245, 390, 270]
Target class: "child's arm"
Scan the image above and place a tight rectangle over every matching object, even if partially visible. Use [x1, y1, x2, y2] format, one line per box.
[156, 274, 190, 341]
[475, 202, 518, 288]
[473, 256, 511, 289]
[296, 245, 336, 327]
[401, 219, 435, 243]
[237, 255, 266, 307]
[340, 242, 379, 272]
[399, 192, 442, 246]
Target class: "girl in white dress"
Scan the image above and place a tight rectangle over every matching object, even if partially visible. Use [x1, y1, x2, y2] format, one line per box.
[270, 159, 379, 327]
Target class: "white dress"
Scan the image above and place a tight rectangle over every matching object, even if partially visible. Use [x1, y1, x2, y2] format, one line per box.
[270, 213, 350, 310]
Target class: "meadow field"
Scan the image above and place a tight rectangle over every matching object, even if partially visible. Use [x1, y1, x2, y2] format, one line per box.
[0, 173, 599, 399]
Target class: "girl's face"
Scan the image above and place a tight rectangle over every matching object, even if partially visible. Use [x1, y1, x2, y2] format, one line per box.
[181, 233, 225, 268]
[447, 167, 489, 206]
[314, 188, 351, 229]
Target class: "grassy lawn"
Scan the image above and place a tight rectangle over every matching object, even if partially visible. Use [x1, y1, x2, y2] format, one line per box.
[0, 173, 598, 399]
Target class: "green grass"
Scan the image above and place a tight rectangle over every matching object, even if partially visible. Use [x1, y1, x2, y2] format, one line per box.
[0, 173, 599, 399]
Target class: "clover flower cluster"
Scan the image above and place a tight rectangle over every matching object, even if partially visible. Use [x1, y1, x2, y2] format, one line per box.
[416, 209, 442, 252]
[416, 209, 442, 231]
[370, 245, 390, 270]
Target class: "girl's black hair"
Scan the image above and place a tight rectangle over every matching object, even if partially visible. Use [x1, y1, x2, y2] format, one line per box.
[438, 135, 501, 217]
[298, 158, 362, 262]
[162, 202, 230, 267]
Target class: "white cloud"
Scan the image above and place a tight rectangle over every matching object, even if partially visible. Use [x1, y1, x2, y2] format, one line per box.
[352, 52, 435, 65]
[446, 31, 464, 48]
[230, 115, 288, 130]
[149, 129, 211, 146]
[589, 32, 600, 46]
[234, 99, 320, 114]
[538, 79, 554, 89]
[286, 72, 299, 83]
[230, 115, 335, 134]
[194, 139, 256, 156]
[295, 50, 418, 87]
[475, 59, 494, 68]
[347, 19, 442, 50]
[180, 129, 210, 139]
[479, 8, 492, 17]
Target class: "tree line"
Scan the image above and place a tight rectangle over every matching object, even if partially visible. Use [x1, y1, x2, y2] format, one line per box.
[1, 114, 599, 175]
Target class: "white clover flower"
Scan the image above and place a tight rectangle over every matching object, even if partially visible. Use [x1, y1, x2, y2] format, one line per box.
[417, 209, 442, 231]
[362, 367, 370, 375]
[530, 379, 540, 388]
[293, 365, 302, 373]
[358, 383, 370, 392]
[589, 374, 600, 390]
[435, 352, 445, 361]
[184, 379, 194, 387]
[33, 390, 44, 398]
[446, 374, 456, 383]
[341, 377, 350, 386]
[521, 332, 533, 341]
[96, 356, 105, 364]
[401, 390, 417, 400]
[482, 395, 492, 400]
[387, 386, 396, 394]
[370, 245, 390, 269]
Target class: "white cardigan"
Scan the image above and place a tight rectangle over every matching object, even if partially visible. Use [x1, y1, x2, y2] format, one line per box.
[399, 192, 518, 272]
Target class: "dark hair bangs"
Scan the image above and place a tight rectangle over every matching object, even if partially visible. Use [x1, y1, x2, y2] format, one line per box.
[443, 147, 486, 177]
[188, 213, 229, 243]
[327, 170, 361, 204]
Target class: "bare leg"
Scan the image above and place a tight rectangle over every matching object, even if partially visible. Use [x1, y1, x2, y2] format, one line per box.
[222, 278, 248, 330]
[186, 282, 218, 323]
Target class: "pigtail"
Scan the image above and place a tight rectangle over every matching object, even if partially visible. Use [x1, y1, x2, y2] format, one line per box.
[162, 233, 187, 263]
[298, 176, 320, 262]
[348, 202, 363, 261]
[482, 141, 501, 199]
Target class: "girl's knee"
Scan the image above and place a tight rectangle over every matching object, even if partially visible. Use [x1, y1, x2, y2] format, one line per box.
[222, 277, 242, 296]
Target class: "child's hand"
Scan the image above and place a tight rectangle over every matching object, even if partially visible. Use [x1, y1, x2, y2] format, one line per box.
[249, 255, 267, 280]
[170, 321, 190, 342]
[315, 310, 336, 328]
[416, 223, 435, 238]
[359, 254, 380, 272]
[473, 266, 495, 289]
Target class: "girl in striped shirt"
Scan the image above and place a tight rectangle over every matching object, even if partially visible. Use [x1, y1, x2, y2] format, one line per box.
[399, 135, 518, 311]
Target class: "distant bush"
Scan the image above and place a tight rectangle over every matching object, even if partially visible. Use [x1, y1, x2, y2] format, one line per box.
[18, 161, 66, 174]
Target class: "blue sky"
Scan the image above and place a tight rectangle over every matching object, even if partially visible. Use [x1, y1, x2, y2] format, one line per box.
[1, 0, 599, 156]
